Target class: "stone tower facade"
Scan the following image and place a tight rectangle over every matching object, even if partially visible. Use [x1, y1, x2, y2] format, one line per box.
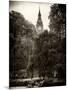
[36, 8, 43, 34]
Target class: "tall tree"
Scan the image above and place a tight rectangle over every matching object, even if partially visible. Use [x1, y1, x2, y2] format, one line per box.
[49, 4, 66, 39]
[9, 11, 36, 79]
[48, 4, 66, 80]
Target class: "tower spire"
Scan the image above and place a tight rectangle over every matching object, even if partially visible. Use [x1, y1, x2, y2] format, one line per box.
[36, 7, 43, 34]
[38, 6, 41, 17]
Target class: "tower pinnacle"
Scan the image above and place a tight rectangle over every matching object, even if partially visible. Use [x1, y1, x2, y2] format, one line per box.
[38, 7, 41, 17]
[36, 7, 43, 34]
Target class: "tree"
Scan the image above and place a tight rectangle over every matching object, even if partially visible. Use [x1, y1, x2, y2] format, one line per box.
[49, 4, 66, 39]
[34, 30, 49, 78]
[9, 11, 36, 79]
[48, 4, 66, 80]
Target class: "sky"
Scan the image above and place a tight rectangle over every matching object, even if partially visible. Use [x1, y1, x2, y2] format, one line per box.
[9, 1, 52, 31]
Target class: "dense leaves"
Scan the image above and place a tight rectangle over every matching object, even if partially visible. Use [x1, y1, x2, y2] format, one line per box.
[49, 4, 66, 39]
[9, 11, 36, 78]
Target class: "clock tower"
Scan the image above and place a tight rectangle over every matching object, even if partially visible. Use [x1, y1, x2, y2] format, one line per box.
[36, 8, 43, 34]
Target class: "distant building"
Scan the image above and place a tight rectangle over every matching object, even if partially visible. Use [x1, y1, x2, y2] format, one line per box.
[36, 8, 43, 34]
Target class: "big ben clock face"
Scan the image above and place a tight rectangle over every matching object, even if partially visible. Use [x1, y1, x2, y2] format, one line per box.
[38, 26, 42, 31]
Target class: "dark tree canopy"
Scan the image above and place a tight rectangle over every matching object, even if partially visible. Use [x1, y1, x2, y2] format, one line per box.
[9, 11, 36, 75]
[49, 4, 66, 39]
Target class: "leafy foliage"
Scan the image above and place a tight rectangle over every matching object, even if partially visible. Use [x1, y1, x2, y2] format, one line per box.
[49, 4, 66, 39]
[9, 11, 36, 78]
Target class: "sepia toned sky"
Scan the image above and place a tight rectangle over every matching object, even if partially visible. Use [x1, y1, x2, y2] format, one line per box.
[9, 1, 52, 31]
